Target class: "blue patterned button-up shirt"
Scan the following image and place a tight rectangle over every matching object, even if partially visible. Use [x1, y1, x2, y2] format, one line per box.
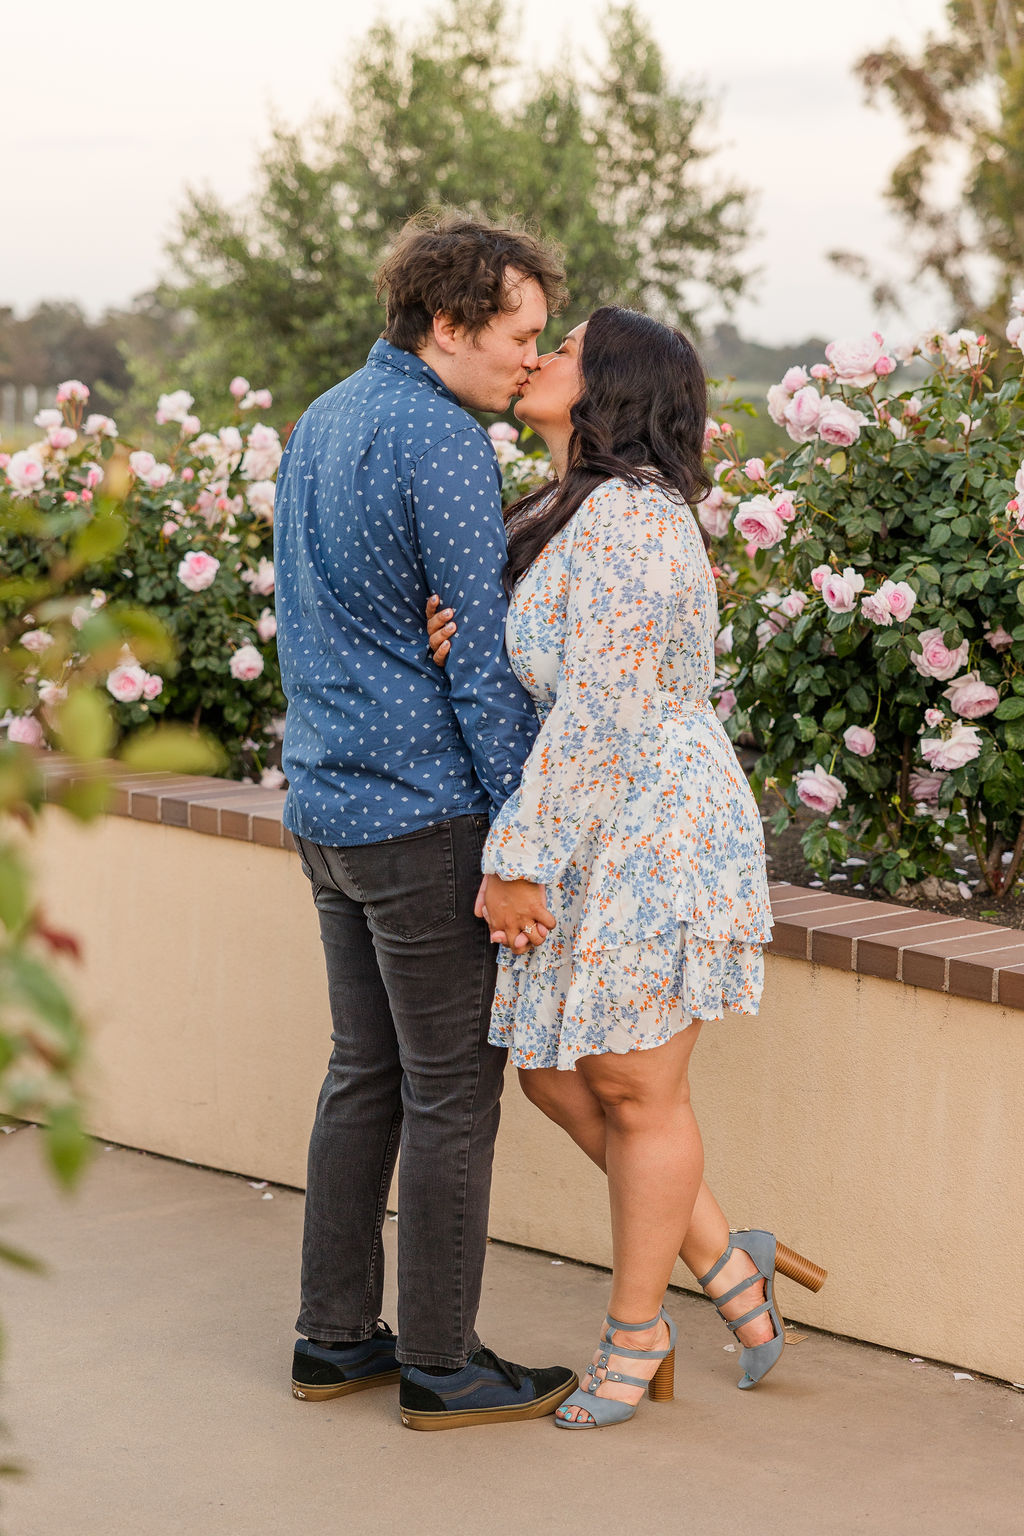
[274, 339, 539, 846]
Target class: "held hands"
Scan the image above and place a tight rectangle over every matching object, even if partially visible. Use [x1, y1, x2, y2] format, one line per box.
[475, 873, 555, 953]
[426, 594, 458, 666]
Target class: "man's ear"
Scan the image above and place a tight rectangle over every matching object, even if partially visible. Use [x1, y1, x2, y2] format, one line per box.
[431, 311, 461, 356]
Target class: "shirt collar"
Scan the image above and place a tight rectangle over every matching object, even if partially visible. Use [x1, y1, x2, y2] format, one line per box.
[367, 338, 461, 408]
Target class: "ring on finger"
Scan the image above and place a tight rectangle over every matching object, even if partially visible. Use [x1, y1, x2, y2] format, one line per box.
[523, 923, 535, 937]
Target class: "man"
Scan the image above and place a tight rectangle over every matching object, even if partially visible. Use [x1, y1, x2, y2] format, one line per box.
[274, 213, 576, 1430]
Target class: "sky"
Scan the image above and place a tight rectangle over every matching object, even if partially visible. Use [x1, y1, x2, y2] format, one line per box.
[4, 0, 955, 346]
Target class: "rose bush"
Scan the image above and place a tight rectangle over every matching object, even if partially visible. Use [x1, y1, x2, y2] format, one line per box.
[707, 303, 1024, 898]
[1, 379, 286, 780]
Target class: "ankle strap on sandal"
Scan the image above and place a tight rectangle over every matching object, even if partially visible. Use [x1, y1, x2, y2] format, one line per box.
[697, 1244, 734, 1290]
[605, 1310, 665, 1333]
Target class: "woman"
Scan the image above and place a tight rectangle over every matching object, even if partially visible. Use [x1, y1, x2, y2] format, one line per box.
[427, 307, 825, 1429]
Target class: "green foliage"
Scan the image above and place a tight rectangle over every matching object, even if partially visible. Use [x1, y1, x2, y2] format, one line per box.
[163, 0, 752, 419]
[710, 324, 1024, 899]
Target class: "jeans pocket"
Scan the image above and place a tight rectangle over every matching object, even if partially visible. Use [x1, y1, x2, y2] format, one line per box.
[357, 821, 458, 941]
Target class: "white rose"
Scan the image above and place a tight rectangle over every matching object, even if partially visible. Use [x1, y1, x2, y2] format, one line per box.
[246, 480, 277, 520]
[241, 423, 283, 481]
[5, 449, 46, 495]
[229, 644, 265, 682]
[155, 390, 195, 425]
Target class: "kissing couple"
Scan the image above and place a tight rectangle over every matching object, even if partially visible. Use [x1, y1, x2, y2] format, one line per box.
[274, 211, 825, 1432]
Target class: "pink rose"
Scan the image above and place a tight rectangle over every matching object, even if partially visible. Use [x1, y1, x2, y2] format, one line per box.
[5, 449, 46, 495]
[873, 355, 896, 377]
[21, 629, 54, 653]
[985, 624, 1013, 652]
[129, 450, 156, 478]
[7, 714, 44, 747]
[783, 386, 825, 443]
[1014, 461, 1024, 498]
[1006, 316, 1024, 349]
[83, 413, 118, 438]
[810, 564, 831, 591]
[251, 389, 272, 410]
[714, 622, 733, 657]
[702, 420, 723, 450]
[155, 390, 194, 425]
[942, 671, 999, 719]
[229, 376, 250, 400]
[744, 457, 766, 481]
[924, 708, 945, 727]
[766, 384, 791, 427]
[161, 520, 179, 537]
[488, 422, 519, 443]
[34, 407, 62, 431]
[229, 644, 265, 682]
[861, 592, 893, 627]
[781, 366, 810, 394]
[143, 462, 173, 490]
[177, 551, 221, 592]
[821, 567, 865, 613]
[770, 491, 798, 522]
[260, 765, 286, 789]
[779, 590, 807, 619]
[715, 688, 737, 721]
[142, 674, 164, 701]
[107, 664, 148, 704]
[810, 363, 834, 381]
[1012, 292, 1024, 314]
[903, 396, 923, 420]
[824, 332, 886, 387]
[872, 579, 916, 623]
[921, 722, 983, 771]
[246, 479, 277, 520]
[909, 769, 944, 806]
[241, 557, 275, 596]
[795, 764, 848, 815]
[733, 495, 786, 549]
[256, 607, 277, 643]
[38, 681, 67, 709]
[912, 628, 970, 681]
[56, 379, 89, 404]
[47, 425, 77, 451]
[241, 423, 282, 480]
[180, 414, 201, 438]
[843, 725, 876, 757]
[81, 463, 104, 490]
[817, 400, 867, 447]
[698, 486, 734, 539]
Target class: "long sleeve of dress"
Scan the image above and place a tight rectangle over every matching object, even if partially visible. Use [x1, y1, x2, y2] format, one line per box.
[483, 480, 700, 883]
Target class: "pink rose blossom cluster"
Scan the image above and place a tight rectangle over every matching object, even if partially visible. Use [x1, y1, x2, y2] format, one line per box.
[55, 379, 89, 404]
[156, 390, 195, 426]
[241, 423, 282, 481]
[241, 557, 275, 596]
[814, 565, 864, 614]
[860, 579, 916, 627]
[129, 450, 174, 491]
[824, 333, 895, 387]
[733, 491, 799, 549]
[795, 764, 848, 815]
[697, 485, 736, 540]
[6, 715, 45, 747]
[107, 662, 164, 704]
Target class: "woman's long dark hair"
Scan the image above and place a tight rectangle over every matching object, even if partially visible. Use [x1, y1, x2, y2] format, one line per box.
[504, 306, 712, 592]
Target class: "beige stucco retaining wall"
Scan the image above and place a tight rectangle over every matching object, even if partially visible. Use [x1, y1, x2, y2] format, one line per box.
[34, 809, 1024, 1383]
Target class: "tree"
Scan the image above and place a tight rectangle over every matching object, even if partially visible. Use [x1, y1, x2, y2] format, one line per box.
[162, 0, 752, 419]
[838, 0, 1024, 327]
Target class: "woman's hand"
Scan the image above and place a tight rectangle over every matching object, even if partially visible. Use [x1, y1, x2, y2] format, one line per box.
[475, 874, 555, 952]
[426, 593, 458, 667]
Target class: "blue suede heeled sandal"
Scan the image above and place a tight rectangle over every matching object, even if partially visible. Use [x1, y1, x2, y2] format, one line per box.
[554, 1307, 677, 1429]
[698, 1229, 827, 1390]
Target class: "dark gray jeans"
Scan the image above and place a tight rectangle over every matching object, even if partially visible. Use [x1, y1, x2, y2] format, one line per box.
[293, 814, 506, 1368]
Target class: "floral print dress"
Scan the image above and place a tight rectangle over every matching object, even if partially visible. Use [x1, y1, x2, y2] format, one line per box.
[483, 476, 772, 1071]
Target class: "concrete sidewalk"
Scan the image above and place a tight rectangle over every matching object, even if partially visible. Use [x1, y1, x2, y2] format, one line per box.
[2, 1126, 1020, 1536]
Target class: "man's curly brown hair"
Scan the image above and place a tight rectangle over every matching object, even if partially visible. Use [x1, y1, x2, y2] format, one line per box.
[375, 209, 568, 354]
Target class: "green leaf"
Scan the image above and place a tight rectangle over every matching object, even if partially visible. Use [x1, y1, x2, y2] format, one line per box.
[53, 690, 115, 762]
[829, 450, 847, 476]
[43, 1106, 93, 1189]
[119, 726, 225, 776]
[69, 511, 127, 569]
[0, 848, 30, 932]
[995, 697, 1024, 719]
[2, 952, 76, 1042]
[0, 1238, 45, 1273]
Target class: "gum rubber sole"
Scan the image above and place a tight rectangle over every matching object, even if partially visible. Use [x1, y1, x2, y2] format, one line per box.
[400, 1373, 579, 1431]
[292, 1367, 401, 1401]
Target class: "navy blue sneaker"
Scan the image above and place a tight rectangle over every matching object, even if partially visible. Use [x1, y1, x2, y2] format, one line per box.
[291, 1322, 400, 1401]
[399, 1346, 578, 1430]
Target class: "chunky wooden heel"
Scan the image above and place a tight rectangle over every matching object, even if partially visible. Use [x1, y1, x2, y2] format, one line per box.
[648, 1346, 675, 1402]
[775, 1243, 828, 1292]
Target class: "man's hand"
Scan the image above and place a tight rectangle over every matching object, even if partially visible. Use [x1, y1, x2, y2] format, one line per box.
[475, 873, 555, 952]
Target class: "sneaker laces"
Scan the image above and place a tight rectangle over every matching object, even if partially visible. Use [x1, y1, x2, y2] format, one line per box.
[471, 1346, 525, 1388]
